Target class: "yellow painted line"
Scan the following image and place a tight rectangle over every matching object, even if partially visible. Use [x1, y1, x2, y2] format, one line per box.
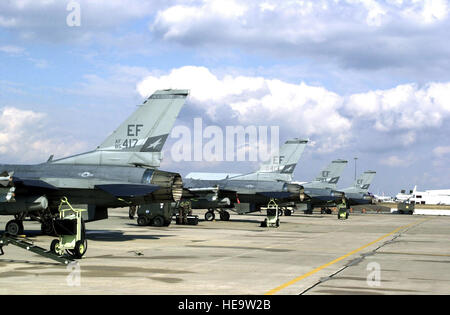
[265, 218, 430, 295]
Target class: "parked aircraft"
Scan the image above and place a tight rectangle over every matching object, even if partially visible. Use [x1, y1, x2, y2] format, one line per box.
[0, 89, 189, 238]
[292, 159, 348, 214]
[183, 138, 309, 221]
[340, 171, 376, 206]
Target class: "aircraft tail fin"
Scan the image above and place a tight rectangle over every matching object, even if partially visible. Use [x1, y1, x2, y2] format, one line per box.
[98, 89, 189, 153]
[258, 138, 308, 175]
[53, 89, 189, 167]
[231, 138, 308, 181]
[352, 171, 376, 192]
[305, 159, 348, 189]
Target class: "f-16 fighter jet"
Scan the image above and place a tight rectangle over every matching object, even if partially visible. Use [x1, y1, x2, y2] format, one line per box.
[183, 138, 309, 221]
[0, 89, 188, 236]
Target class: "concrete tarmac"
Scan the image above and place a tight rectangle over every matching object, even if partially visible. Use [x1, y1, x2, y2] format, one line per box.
[0, 209, 449, 295]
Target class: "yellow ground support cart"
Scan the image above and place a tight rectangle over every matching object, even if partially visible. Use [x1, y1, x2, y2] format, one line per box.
[50, 197, 87, 259]
[261, 199, 280, 228]
[337, 198, 349, 220]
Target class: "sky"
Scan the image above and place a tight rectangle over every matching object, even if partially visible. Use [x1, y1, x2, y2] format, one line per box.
[0, 0, 449, 195]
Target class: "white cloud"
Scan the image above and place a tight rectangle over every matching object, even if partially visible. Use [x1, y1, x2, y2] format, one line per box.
[151, 0, 450, 75]
[0, 0, 164, 42]
[0, 45, 25, 55]
[380, 154, 413, 167]
[345, 82, 450, 132]
[0, 107, 87, 163]
[433, 146, 450, 157]
[400, 0, 449, 23]
[138, 66, 351, 153]
[138, 66, 450, 154]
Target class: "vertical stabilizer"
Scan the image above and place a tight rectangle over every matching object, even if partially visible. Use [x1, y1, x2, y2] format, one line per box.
[232, 138, 308, 182]
[258, 138, 308, 175]
[304, 159, 348, 189]
[53, 89, 189, 167]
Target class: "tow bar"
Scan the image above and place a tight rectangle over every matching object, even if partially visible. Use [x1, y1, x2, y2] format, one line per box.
[0, 233, 73, 265]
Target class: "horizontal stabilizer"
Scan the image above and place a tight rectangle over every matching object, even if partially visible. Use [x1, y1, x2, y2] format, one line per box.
[95, 184, 160, 198]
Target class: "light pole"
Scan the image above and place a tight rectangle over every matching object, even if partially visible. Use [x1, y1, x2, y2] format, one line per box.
[354, 157, 358, 181]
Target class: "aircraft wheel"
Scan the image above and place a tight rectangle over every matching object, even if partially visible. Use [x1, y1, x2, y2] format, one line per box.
[205, 211, 215, 221]
[220, 211, 230, 221]
[152, 215, 165, 227]
[6, 220, 24, 236]
[137, 216, 149, 226]
[129, 206, 136, 219]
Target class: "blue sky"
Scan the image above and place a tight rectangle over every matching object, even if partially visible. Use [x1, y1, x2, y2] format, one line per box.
[1, 0, 450, 195]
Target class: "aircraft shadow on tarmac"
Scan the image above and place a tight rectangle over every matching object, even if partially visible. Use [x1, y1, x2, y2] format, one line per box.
[85, 230, 174, 242]
[195, 215, 326, 223]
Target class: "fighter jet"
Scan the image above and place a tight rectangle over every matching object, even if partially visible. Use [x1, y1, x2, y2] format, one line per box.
[292, 159, 349, 214]
[183, 138, 309, 221]
[339, 171, 376, 206]
[0, 89, 189, 236]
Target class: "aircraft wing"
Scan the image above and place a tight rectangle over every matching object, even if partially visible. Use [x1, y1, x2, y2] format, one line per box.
[256, 191, 293, 199]
[12, 178, 59, 190]
[95, 184, 160, 198]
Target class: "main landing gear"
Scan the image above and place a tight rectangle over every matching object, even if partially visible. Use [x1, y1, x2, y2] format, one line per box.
[320, 207, 333, 214]
[204, 208, 230, 221]
[4, 210, 58, 236]
[5, 220, 24, 236]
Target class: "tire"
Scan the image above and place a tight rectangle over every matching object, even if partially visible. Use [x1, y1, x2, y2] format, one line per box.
[50, 239, 62, 255]
[128, 206, 136, 219]
[346, 213, 349, 219]
[137, 216, 149, 226]
[220, 211, 230, 221]
[205, 211, 215, 221]
[276, 219, 280, 227]
[152, 216, 165, 227]
[278, 209, 283, 217]
[71, 240, 88, 259]
[326, 209, 332, 215]
[260, 219, 267, 227]
[284, 210, 292, 216]
[6, 220, 24, 236]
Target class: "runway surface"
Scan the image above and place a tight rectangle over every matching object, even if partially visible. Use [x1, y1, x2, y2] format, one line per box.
[0, 209, 449, 295]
